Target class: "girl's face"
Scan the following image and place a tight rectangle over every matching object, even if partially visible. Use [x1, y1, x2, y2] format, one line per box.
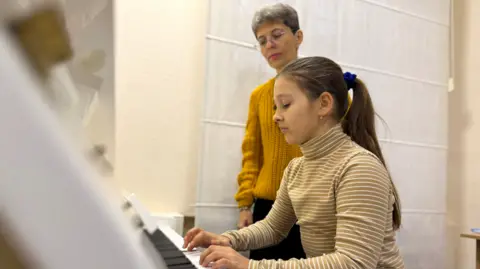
[273, 76, 334, 145]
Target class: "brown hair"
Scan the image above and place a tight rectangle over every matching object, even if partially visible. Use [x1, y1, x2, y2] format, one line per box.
[277, 56, 402, 230]
[251, 3, 299, 35]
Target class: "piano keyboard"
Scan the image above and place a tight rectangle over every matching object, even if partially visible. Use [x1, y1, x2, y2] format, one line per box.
[144, 229, 197, 269]
[143, 226, 207, 269]
[123, 193, 206, 269]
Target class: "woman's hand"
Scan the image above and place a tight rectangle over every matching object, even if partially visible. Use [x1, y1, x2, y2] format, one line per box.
[183, 227, 231, 251]
[200, 245, 249, 269]
[237, 210, 253, 229]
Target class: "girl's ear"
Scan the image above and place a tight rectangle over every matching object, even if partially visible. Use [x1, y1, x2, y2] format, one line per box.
[316, 92, 334, 117]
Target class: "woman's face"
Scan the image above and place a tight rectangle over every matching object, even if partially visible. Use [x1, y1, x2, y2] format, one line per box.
[255, 22, 303, 72]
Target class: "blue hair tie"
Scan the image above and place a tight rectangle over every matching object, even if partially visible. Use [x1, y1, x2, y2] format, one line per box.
[343, 72, 357, 89]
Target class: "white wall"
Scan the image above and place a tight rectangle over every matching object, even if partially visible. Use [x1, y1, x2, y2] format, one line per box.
[114, 0, 208, 215]
[197, 1, 450, 268]
[448, 0, 480, 268]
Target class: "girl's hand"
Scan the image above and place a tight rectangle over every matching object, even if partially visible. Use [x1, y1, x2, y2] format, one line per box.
[200, 245, 249, 269]
[183, 227, 231, 251]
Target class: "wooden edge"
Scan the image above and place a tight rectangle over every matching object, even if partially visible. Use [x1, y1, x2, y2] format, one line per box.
[183, 216, 195, 236]
[460, 233, 480, 240]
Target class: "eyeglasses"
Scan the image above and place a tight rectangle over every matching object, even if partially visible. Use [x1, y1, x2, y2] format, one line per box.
[254, 29, 286, 50]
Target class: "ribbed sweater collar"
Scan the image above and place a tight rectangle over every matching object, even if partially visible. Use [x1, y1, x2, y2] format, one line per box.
[300, 124, 348, 160]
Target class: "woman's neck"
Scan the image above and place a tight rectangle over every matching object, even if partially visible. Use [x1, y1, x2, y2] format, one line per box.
[275, 55, 299, 73]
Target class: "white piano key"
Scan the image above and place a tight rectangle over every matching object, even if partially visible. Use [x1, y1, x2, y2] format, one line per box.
[159, 225, 209, 269]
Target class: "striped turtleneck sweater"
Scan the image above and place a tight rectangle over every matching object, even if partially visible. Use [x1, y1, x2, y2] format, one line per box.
[223, 125, 405, 269]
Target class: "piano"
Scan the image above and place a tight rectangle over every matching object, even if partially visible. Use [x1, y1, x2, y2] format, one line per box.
[124, 193, 207, 269]
[0, 5, 205, 269]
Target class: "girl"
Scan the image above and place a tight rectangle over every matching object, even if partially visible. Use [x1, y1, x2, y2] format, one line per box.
[184, 56, 405, 269]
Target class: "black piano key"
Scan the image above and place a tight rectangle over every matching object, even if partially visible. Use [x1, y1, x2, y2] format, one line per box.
[163, 257, 191, 266]
[156, 247, 179, 253]
[152, 241, 177, 248]
[153, 241, 176, 247]
[160, 250, 186, 259]
[154, 244, 178, 250]
[168, 264, 197, 269]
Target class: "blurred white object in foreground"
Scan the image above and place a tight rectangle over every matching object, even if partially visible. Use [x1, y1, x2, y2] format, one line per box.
[0, 15, 163, 269]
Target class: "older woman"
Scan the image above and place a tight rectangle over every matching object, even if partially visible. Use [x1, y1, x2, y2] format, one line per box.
[233, 3, 306, 261]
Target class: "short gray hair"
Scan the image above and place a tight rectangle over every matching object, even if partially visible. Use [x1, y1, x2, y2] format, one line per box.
[251, 3, 300, 36]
